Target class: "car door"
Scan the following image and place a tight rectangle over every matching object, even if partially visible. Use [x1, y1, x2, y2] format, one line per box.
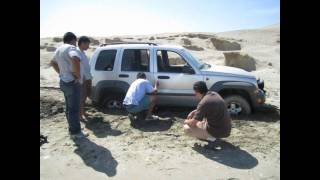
[153, 47, 203, 106]
[117, 47, 155, 87]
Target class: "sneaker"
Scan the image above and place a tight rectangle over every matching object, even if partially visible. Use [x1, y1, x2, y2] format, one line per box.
[70, 131, 89, 139]
[145, 115, 159, 121]
[204, 141, 221, 151]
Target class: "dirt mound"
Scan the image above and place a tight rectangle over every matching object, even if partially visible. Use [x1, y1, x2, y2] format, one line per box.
[53, 37, 62, 42]
[184, 33, 213, 39]
[46, 46, 56, 52]
[223, 52, 256, 71]
[88, 37, 100, 45]
[40, 98, 64, 119]
[105, 37, 124, 44]
[166, 37, 175, 40]
[183, 45, 204, 51]
[210, 37, 241, 51]
[181, 38, 191, 45]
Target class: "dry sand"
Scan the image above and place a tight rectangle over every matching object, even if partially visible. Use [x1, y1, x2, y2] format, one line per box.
[40, 24, 280, 180]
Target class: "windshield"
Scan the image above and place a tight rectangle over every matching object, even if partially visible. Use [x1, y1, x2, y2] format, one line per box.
[182, 49, 211, 70]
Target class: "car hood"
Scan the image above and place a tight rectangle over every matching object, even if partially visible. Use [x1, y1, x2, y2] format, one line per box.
[201, 65, 256, 80]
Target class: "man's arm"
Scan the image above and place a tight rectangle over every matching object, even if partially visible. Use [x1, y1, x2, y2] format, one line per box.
[50, 59, 60, 74]
[70, 56, 81, 79]
[152, 80, 159, 93]
[187, 109, 197, 119]
[184, 118, 199, 127]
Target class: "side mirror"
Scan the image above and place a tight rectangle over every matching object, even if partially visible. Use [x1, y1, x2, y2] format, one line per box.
[182, 65, 195, 74]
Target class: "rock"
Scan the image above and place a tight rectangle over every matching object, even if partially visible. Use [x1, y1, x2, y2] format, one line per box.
[223, 52, 256, 71]
[210, 37, 241, 51]
[40, 45, 46, 49]
[268, 62, 273, 66]
[149, 36, 155, 40]
[46, 46, 56, 52]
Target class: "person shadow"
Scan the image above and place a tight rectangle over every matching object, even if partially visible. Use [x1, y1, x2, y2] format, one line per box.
[192, 139, 258, 169]
[72, 137, 118, 177]
[81, 116, 122, 138]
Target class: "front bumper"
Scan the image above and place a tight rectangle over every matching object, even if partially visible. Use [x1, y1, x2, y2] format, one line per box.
[252, 79, 266, 108]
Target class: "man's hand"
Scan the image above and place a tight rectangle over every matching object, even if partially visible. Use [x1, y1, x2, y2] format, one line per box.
[184, 119, 198, 127]
[50, 59, 60, 74]
[187, 109, 197, 119]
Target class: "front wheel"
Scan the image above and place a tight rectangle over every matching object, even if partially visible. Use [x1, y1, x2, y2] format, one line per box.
[224, 95, 251, 115]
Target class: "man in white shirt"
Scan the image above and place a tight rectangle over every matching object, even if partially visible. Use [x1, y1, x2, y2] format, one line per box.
[77, 36, 93, 119]
[49, 32, 87, 139]
[123, 72, 159, 124]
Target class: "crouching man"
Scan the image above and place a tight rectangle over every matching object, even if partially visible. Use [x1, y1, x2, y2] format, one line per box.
[183, 81, 231, 148]
[123, 72, 159, 126]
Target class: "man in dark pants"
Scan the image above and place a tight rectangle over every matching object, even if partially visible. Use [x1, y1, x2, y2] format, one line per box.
[50, 32, 88, 139]
[183, 81, 231, 149]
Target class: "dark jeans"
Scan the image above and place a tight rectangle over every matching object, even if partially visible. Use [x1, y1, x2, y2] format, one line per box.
[60, 80, 81, 134]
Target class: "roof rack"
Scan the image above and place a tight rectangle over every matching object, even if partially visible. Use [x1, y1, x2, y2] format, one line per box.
[100, 42, 158, 47]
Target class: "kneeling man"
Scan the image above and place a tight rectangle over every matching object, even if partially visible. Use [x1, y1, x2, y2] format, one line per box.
[123, 72, 159, 123]
[184, 81, 231, 147]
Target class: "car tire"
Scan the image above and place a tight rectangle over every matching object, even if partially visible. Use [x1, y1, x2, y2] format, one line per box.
[101, 93, 124, 110]
[224, 95, 251, 115]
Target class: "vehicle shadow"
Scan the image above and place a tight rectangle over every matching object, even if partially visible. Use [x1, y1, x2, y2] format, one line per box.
[233, 104, 280, 122]
[81, 116, 122, 138]
[192, 139, 258, 169]
[72, 137, 118, 177]
[134, 118, 174, 132]
[155, 104, 280, 123]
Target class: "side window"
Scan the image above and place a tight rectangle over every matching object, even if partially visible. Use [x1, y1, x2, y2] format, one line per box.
[121, 49, 150, 72]
[157, 50, 190, 73]
[95, 50, 117, 71]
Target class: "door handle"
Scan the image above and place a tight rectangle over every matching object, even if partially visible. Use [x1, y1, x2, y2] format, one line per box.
[158, 76, 170, 79]
[119, 74, 129, 78]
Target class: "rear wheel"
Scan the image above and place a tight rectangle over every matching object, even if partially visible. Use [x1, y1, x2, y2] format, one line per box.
[224, 95, 251, 115]
[101, 94, 124, 110]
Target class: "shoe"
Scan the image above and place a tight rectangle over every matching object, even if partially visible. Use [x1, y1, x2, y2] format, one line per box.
[145, 115, 159, 121]
[204, 141, 221, 151]
[70, 131, 89, 139]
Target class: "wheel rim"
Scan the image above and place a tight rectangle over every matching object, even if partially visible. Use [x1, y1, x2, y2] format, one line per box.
[227, 102, 242, 115]
[106, 100, 122, 109]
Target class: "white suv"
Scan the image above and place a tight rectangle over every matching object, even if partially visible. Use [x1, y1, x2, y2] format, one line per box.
[89, 42, 265, 115]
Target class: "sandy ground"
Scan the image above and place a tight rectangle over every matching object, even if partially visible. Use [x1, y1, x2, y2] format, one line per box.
[40, 24, 280, 180]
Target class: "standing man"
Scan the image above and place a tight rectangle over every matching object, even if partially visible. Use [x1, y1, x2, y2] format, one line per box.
[183, 81, 231, 148]
[50, 32, 88, 139]
[77, 36, 92, 119]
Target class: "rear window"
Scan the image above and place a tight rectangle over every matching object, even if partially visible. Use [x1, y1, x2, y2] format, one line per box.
[95, 50, 117, 71]
[121, 49, 150, 72]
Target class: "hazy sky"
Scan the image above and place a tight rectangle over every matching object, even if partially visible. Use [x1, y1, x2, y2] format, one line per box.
[40, 0, 280, 37]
